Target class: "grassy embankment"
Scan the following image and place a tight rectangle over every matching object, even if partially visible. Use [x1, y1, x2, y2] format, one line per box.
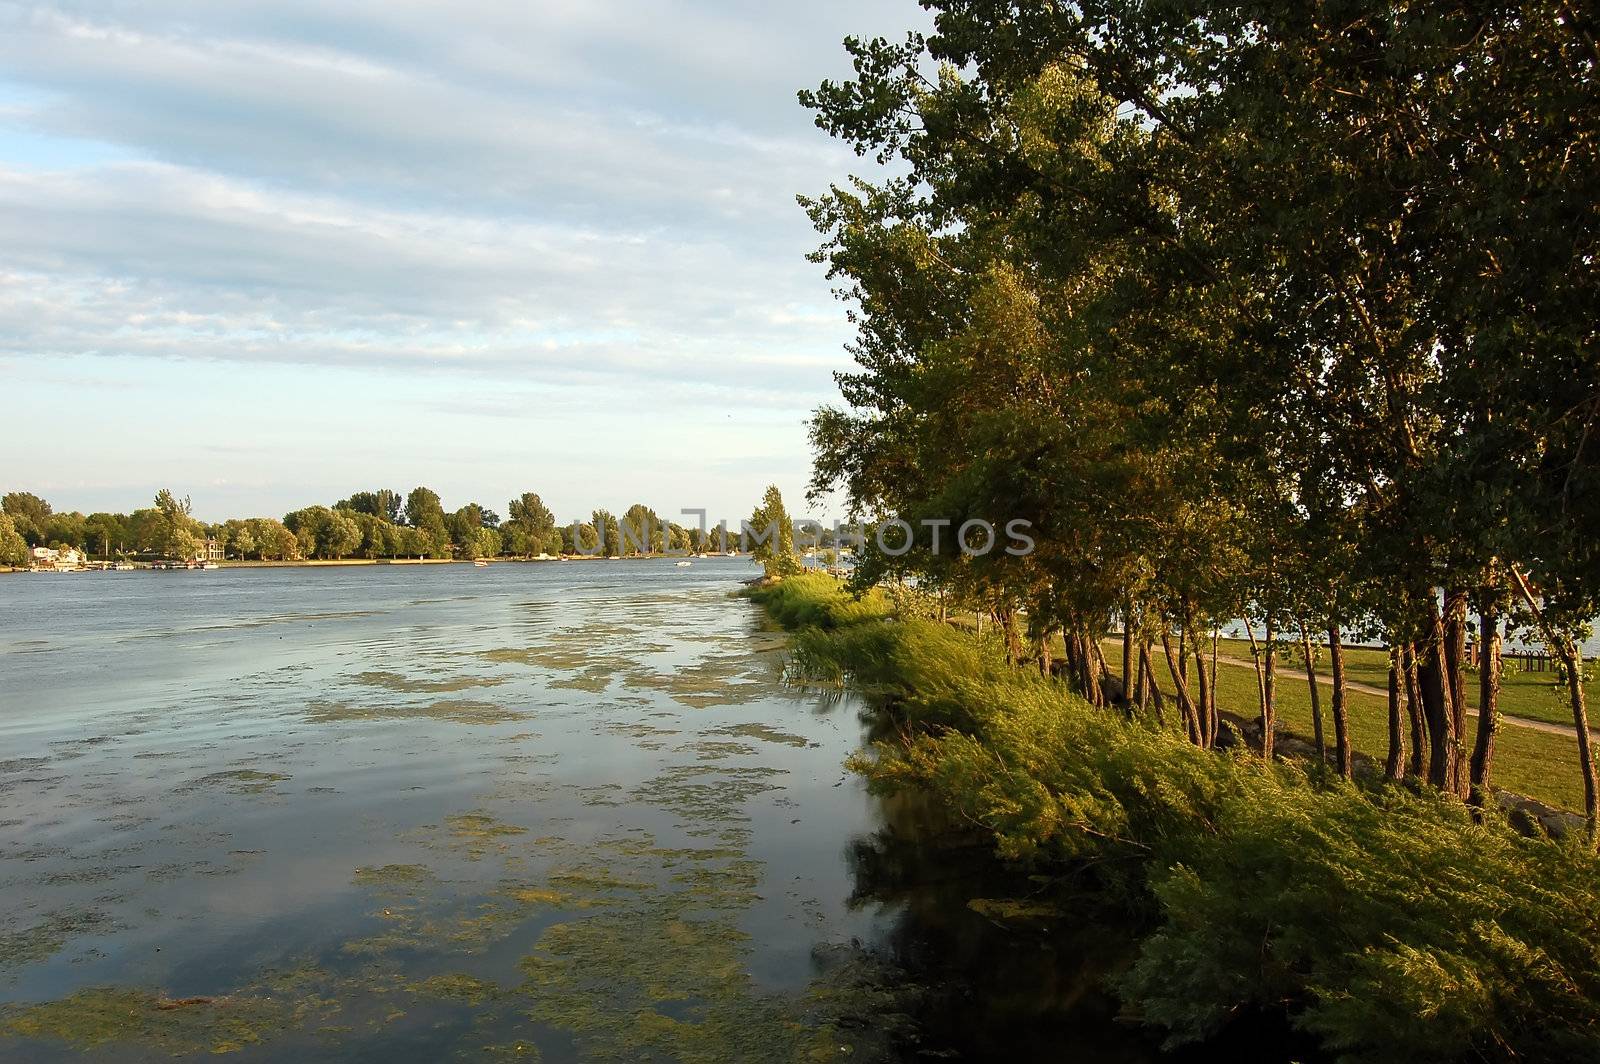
[747, 573, 1600, 1064]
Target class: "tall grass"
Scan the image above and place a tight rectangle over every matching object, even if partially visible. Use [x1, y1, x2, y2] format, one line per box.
[743, 572, 892, 631]
[749, 574, 1600, 1063]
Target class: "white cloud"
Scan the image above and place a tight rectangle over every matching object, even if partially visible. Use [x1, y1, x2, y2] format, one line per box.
[0, 0, 928, 514]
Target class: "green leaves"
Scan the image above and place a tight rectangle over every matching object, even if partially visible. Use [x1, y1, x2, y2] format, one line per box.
[769, 585, 1600, 1062]
[747, 485, 803, 579]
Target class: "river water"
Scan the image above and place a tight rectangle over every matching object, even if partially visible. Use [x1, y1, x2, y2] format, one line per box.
[0, 559, 1169, 1062]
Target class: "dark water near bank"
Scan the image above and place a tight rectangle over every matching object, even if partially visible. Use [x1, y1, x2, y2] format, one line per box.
[0, 560, 1166, 1061]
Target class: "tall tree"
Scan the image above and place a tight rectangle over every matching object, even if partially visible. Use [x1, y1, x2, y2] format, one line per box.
[747, 486, 801, 579]
[590, 510, 622, 558]
[154, 489, 201, 560]
[622, 503, 662, 555]
[0, 513, 28, 566]
[405, 487, 447, 538]
[2, 491, 51, 545]
[83, 513, 126, 558]
[505, 493, 559, 557]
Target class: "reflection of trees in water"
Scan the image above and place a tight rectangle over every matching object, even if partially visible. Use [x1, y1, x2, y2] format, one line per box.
[844, 790, 1319, 1062]
[844, 790, 1161, 1062]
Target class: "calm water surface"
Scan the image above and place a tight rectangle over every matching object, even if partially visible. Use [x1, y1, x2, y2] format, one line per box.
[1, 560, 1166, 1062]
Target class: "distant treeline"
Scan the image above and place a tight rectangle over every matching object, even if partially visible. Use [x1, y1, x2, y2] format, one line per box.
[0, 487, 800, 565]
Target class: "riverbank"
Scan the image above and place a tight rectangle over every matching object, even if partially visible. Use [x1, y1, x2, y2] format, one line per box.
[747, 574, 1600, 1064]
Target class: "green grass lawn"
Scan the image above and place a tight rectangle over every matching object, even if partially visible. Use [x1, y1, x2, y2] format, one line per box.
[1101, 640, 1589, 814]
[1203, 635, 1595, 729]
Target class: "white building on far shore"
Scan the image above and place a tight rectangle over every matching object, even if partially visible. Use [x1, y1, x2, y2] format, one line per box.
[31, 547, 85, 571]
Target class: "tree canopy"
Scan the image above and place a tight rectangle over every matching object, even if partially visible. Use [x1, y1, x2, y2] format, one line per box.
[801, 1, 1600, 827]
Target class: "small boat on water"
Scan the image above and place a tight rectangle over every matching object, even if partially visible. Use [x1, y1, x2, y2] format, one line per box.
[201, 562, 220, 570]
[676, 560, 692, 567]
[474, 559, 489, 567]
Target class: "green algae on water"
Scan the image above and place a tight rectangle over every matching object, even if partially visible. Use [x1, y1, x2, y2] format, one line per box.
[351, 671, 508, 694]
[438, 811, 529, 859]
[305, 699, 524, 725]
[352, 864, 436, 890]
[404, 973, 500, 1004]
[714, 722, 817, 749]
[0, 910, 111, 970]
[180, 769, 291, 795]
[682, 739, 760, 761]
[0, 987, 309, 1055]
[632, 764, 786, 823]
[548, 667, 613, 693]
[966, 897, 1065, 921]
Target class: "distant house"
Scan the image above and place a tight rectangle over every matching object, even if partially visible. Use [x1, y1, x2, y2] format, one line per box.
[196, 538, 225, 562]
[31, 547, 84, 571]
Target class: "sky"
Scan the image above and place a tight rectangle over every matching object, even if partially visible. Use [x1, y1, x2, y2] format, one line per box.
[0, 0, 926, 524]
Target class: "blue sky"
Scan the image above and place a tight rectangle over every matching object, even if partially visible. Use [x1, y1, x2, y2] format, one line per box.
[0, 1, 923, 524]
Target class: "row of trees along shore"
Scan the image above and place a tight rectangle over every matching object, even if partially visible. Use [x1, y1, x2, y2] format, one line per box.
[799, 3, 1600, 838]
[0, 488, 764, 567]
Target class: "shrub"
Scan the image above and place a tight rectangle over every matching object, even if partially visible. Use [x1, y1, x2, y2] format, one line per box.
[758, 590, 1600, 1063]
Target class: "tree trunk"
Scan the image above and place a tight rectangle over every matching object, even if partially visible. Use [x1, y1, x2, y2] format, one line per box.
[1069, 632, 1086, 703]
[1327, 624, 1352, 779]
[1385, 645, 1405, 781]
[1443, 589, 1470, 798]
[1408, 640, 1433, 780]
[1416, 598, 1459, 793]
[997, 607, 1023, 665]
[1036, 631, 1054, 679]
[1209, 627, 1220, 745]
[1007, 609, 1024, 664]
[1122, 617, 1134, 707]
[1061, 630, 1081, 684]
[1093, 639, 1114, 703]
[1160, 628, 1200, 745]
[1064, 632, 1086, 704]
[1559, 642, 1599, 846]
[1140, 643, 1165, 724]
[1508, 566, 1599, 846]
[1245, 615, 1275, 759]
[1299, 623, 1326, 766]
[1083, 633, 1105, 709]
[1245, 620, 1268, 752]
[1183, 609, 1214, 748]
[1192, 642, 1215, 749]
[1468, 611, 1502, 805]
[1263, 625, 1276, 761]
